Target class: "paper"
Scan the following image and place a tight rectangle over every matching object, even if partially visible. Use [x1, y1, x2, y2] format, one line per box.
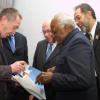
[12, 65, 46, 100]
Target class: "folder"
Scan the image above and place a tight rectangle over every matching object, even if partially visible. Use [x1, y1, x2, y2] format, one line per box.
[12, 65, 46, 100]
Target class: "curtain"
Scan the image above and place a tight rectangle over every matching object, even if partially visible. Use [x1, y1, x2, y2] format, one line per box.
[0, 0, 14, 10]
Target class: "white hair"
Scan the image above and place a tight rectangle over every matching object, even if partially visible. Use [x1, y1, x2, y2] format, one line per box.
[53, 12, 76, 29]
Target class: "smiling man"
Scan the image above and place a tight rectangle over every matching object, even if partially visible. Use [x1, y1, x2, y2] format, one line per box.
[74, 3, 100, 99]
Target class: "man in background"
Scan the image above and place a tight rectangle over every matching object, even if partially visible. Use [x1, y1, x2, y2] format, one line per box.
[31, 20, 61, 100]
[2, 32, 29, 100]
[36, 13, 98, 100]
[74, 3, 100, 99]
[0, 8, 26, 100]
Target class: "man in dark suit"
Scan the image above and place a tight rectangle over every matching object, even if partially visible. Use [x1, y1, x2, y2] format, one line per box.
[74, 3, 100, 98]
[2, 32, 28, 64]
[0, 8, 26, 100]
[36, 13, 98, 100]
[32, 20, 61, 100]
[2, 32, 29, 100]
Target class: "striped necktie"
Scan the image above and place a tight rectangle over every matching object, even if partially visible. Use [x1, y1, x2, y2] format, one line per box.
[46, 43, 53, 60]
[86, 32, 93, 45]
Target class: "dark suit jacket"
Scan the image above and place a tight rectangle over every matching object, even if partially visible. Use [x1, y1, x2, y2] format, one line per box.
[33, 40, 61, 100]
[0, 42, 11, 76]
[2, 32, 29, 100]
[33, 40, 61, 71]
[51, 28, 98, 100]
[2, 32, 28, 64]
[0, 39, 12, 100]
[93, 22, 100, 86]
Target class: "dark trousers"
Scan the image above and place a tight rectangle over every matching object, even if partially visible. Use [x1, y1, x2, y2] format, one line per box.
[96, 76, 100, 100]
[7, 81, 29, 100]
[0, 82, 8, 100]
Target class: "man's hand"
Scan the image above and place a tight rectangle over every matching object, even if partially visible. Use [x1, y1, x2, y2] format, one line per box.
[47, 66, 56, 72]
[36, 72, 53, 84]
[10, 61, 26, 73]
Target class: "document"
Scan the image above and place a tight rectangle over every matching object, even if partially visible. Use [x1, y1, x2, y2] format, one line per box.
[12, 65, 46, 100]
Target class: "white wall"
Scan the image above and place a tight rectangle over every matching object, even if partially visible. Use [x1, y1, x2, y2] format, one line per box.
[14, 0, 100, 64]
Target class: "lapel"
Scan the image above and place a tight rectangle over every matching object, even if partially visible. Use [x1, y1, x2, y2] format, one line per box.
[2, 38, 11, 51]
[42, 40, 48, 64]
[0, 39, 8, 64]
[45, 43, 61, 63]
[14, 33, 18, 51]
[93, 22, 100, 48]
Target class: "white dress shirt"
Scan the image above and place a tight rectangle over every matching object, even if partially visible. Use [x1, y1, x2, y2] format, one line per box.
[90, 20, 97, 40]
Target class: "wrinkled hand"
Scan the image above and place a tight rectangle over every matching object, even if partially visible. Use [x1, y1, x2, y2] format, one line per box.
[47, 66, 56, 72]
[36, 72, 53, 84]
[10, 61, 27, 73]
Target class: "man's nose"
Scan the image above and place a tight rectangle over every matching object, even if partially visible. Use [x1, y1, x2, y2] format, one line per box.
[44, 32, 49, 36]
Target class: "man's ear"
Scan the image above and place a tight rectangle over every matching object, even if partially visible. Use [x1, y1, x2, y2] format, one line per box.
[87, 11, 92, 18]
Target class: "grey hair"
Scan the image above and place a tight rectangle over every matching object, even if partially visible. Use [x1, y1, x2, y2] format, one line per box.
[0, 8, 22, 21]
[53, 13, 76, 29]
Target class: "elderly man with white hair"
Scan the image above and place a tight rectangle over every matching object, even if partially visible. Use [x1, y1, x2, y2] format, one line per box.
[36, 13, 99, 100]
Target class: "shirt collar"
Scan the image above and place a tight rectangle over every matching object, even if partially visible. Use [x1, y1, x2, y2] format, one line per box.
[90, 20, 97, 40]
[48, 42, 57, 51]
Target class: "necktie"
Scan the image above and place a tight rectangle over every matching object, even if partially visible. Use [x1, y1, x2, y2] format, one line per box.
[46, 43, 53, 60]
[9, 35, 16, 53]
[86, 32, 93, 45]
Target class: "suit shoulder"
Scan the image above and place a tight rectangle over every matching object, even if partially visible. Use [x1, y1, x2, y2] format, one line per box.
[97, 21, 100, 26]
[71, 32, 91, 47]
[37, 40, 47, 45]
[96, 21, 100, 32]
[15, 32, 27, 39]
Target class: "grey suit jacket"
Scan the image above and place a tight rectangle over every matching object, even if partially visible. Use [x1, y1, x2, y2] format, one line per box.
[1, 32, 29, 99]
[0, 39, 11, 77]
[33, 40, 61, 71]
[0, 39, 11, 100]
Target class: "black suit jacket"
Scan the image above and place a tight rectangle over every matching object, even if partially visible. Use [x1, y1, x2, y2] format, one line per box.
[2, 32, 28, 64]
[93, 22, 100, 88]
[51, 29, 98, 100]
[33, 40, 61, 100]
